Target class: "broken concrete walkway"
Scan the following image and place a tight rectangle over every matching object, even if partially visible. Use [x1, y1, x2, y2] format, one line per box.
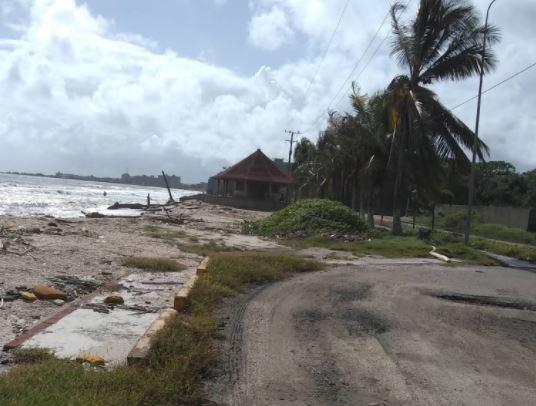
[9, 269, 194, 366]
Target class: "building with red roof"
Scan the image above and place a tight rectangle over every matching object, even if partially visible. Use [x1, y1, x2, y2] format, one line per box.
[209, 149, 293, 203]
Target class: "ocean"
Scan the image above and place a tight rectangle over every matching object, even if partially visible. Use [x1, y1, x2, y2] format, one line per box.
[0, 173, 199, 218]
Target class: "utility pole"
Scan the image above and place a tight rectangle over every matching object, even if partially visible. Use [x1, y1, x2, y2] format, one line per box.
[285, 129, 301, 176]
[465, 0, 497, 245]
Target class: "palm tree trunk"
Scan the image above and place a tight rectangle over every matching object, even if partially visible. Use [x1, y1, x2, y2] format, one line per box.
[392, 151, 404, 235]
[359, 190, 365, 219]
[367, 190, 374, 228]
[351, 181, 358, 211]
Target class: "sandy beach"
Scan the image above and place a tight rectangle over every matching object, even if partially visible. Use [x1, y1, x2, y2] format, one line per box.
[0, 200, 277, 365]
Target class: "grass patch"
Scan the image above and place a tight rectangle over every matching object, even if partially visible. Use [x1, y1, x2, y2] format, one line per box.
[143, 224, 187, 240]
[13, 348, 56, 364]
[122, 256, 186, 272]
[0, 252, 322, 406]
[286, 235, 431, 258]
[244, 198, 368, 238]
[472, 223, 536, 246]
[177, 240, 239, 257]
[285, 231, 497, 265]
[471, 237, 536, 263]
[417, 213, 536, 246]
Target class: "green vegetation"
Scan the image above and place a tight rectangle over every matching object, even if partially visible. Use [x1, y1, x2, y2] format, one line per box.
[143, 224, 187, 240]
[0, 252, 322, 405]
[418, 211, 536, 246]
[293, 0, 499, 235]
[177, 240, 239, 257]
[244, 198, 368, 238]
[472, 224, 536, 246]
[122, 256, 186, 272]
[471, 237, 536, 263]
[285, 231, 496, 266]
[13, 348, 56, 365]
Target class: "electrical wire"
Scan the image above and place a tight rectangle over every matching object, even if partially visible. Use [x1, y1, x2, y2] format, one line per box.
[301, 0, 352, 102]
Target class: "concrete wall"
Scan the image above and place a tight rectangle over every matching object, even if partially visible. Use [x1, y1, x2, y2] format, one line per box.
[437, 204, 533, 231]
[181, 194, 287, 212]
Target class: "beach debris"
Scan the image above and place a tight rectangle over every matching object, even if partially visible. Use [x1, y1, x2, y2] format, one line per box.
[81, 303, 110, 313]
[104, 293, 124, 305]
[33, 284, 67, 301]
[0, 293, 18, 302]
[47, 275, 99, 300]
[0, 352, 14, 365]
[0, 226, 35, 256]
[82, 211, 106, 218]
[429, 246, 451, 263]
[108, 202, 145, 210]
[81, 302, 158, 314]
[75, 353, 105, 366]
[53, 299, 65, 306]
[19, 291, 37, 302]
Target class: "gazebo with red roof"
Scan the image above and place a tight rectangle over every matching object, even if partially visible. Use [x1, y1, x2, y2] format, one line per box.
[210, 149, 293, 202]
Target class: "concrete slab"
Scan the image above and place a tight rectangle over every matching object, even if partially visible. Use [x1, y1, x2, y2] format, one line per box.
[21, 269, 194, 366]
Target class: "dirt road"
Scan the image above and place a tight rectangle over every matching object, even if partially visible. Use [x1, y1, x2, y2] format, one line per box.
[213, 261, 536, 405]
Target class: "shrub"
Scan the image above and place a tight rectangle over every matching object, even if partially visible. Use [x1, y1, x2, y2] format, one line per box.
[244, 198, 368, 238]
[443, 210, 480, 233]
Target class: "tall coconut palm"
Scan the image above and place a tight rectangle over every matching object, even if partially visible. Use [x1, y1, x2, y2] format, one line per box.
[387, 0, 499, 234]
[349, 87, 390, 226]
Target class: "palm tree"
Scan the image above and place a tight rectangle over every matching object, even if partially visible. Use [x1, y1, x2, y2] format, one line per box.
[349, 87, 390, 226]
[387, 0, 499, 234]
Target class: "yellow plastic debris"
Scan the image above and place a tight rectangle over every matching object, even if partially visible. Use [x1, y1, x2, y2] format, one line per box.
[34, 284, 67, 300]
[20, 291, 37, 301]
[75, 353, 105, 366]
[104, 294, 124, 304]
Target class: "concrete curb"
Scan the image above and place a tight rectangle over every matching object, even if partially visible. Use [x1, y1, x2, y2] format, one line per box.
[173, 271, 199, 312]
[126, 257, 208, 365]
[127, 308, 178, 366]
[196, 257, 210, 276]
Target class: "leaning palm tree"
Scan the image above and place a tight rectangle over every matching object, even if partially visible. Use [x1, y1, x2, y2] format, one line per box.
[387, 0, 499, 234]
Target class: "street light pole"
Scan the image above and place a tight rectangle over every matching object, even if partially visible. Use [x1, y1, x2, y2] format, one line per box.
[464, 0, 497, 245]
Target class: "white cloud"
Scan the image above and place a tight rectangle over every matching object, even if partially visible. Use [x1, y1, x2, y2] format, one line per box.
[0, 0, 535, 181]
[248, 5, 293, 50]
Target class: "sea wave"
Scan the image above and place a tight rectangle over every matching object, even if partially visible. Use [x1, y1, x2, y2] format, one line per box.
[0, 173, 198, 218]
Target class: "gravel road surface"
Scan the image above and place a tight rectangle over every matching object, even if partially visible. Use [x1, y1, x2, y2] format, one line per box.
[212, 262, 536, 405]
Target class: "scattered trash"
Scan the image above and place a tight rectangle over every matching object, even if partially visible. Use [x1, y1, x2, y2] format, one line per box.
[81, 303, 110, 314]
[0, 293, 18, 302]
[429, 246, 451, 263]
[20, 292, 37, 302]
[0, 352, 14, 365]
[47, 275, 98, 300]
[34, 284, 67, 301]
[75, 353, 105, 366]
[53, 299, 65, 306]
[104, 294, 124, 305]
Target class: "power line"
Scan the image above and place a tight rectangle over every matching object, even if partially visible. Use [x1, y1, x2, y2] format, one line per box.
[449, 61, 536, 111]
[305, 0, 412, 133]
[303, 10, 390, 133]
[301, 0, 352, 102]
[331, 0, 415, 111]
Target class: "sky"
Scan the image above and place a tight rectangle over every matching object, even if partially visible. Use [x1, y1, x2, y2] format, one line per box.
[0, 0, 534, 182]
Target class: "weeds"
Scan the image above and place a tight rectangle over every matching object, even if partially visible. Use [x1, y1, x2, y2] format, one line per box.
[122, 256, 186, 272]
[177, 240, 239, 257]
[143, 224, 187, 240]
[0, 252, 322, 406]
